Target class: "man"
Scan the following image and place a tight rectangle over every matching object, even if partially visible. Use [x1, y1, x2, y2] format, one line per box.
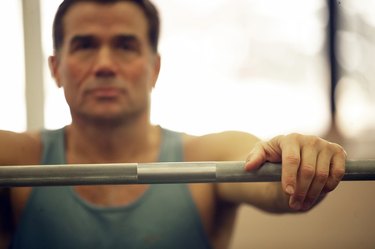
[0, 0, 346, 248]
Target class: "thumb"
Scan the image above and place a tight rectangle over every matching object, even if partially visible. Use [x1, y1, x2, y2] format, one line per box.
[244, 137, 282, 171]
[244, 142, 267, 171]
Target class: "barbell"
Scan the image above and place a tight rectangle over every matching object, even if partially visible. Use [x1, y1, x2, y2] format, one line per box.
[0, 160, 374, 187]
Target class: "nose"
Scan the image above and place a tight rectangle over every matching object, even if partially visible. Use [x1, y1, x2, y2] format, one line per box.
[94, 47, 117, 78]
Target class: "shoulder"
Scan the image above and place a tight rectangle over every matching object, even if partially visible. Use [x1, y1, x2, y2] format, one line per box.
[0, 130, 42, 165]
[182, 130, 260, 161]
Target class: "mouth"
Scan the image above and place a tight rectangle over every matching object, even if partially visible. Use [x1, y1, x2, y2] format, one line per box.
[88, 87, 125, 99]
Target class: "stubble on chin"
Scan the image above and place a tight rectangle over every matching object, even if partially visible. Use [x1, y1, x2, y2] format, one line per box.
[73, 104, 148, 128]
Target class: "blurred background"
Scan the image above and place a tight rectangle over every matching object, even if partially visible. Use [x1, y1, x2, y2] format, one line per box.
[0, 0, 374, 248]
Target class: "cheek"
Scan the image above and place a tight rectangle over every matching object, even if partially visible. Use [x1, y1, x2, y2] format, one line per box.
[126, 60, 156, 90]
[58, 57, 90, 88]
[58, 61, 87, 104]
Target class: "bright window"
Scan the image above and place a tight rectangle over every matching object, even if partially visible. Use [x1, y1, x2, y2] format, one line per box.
[152, 0, 330, 138]
[0, 1, 26, 132]
[41, 0, 330, 139]
[41, 0, 71, 129]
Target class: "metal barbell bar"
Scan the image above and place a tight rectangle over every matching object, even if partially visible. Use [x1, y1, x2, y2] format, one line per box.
[0, 160, 374, 187]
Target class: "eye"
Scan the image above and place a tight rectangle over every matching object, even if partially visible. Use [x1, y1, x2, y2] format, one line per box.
[70, 36, 97, 52]
[115, 36, 140, 52]
[78, 41, 93, 49]
[118, 42, 135, 51]
[117, 41, 139, 52]
[74, 40, 94, 50]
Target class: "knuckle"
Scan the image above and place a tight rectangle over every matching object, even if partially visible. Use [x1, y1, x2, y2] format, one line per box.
[328, 142, 347, 156]
[293, 191, 307, 201]
[285, 154, 300, 166]
[284, 175, 295, 185]
[300, 164, 315, 178]
[307, 136, 321, 147]
[285, 133, 301, 143]
[287, 132, 299, 138]
[294, 134, 324, 147]
[332, 166, 345, 179]
[315, 170, 329, 184]
[335, 146, 347, 158]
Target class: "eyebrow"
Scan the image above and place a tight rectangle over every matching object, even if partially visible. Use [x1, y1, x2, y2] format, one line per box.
[69, 34, 140, 45]
[114, 34, 139, 43]
[69, 34, 96, 47]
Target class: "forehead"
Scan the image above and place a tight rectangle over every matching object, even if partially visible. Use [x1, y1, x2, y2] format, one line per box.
[63, 2, 148, 40]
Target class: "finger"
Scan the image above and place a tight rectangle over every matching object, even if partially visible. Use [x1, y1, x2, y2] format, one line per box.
[323, 145, 346, 193]
[244, 142, 267, 171]
[280, 136, 301, 196]
[301, 151, 330, 210]
[289, 146, 317, 210]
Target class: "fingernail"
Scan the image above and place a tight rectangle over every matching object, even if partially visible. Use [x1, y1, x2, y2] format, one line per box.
[286, 185, 294, 195]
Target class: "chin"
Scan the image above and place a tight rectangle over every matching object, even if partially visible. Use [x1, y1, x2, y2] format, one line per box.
[75, 104, 147, 125]
[89, 110, 144, 126]
[88, 115, 128, 127]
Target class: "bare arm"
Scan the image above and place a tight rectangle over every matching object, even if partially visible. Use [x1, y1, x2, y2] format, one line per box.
[0, 130, 41, 244]
[0, 130, 41, 166]
[207, 132, 291, 213]
[185, 131, 288, 212]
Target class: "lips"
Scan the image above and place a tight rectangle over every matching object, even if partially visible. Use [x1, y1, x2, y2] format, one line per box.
[88, 87, 124, 98]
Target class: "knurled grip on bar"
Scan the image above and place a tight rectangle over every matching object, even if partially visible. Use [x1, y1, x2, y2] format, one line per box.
[0, 160, 374, 187]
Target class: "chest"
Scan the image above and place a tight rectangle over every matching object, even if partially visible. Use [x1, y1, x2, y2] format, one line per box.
[73, 183, 216, 234]
[11, 184, 217, 249]
[10, 183, 216, 232]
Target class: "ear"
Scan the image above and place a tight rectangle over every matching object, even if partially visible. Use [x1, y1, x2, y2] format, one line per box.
[48, 55, 62, 88]
[151, 53, 161, 88]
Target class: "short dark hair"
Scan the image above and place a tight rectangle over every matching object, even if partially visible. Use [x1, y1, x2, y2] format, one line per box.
[52, 0, 160, 53]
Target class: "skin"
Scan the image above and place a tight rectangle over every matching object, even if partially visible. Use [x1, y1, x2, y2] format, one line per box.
[0, 2, 347, 249]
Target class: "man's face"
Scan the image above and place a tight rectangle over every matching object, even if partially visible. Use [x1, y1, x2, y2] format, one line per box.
[50, 2, 160, 124]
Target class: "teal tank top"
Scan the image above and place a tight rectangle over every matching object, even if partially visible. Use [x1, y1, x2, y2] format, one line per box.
[11, 127, 212, 249]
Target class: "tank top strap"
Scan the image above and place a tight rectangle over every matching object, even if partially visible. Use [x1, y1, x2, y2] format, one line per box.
[41, 127, 66, 164]
[158, 128, 184, 162]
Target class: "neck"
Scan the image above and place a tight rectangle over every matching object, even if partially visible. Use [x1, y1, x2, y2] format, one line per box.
[66, 115, 160, 163]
